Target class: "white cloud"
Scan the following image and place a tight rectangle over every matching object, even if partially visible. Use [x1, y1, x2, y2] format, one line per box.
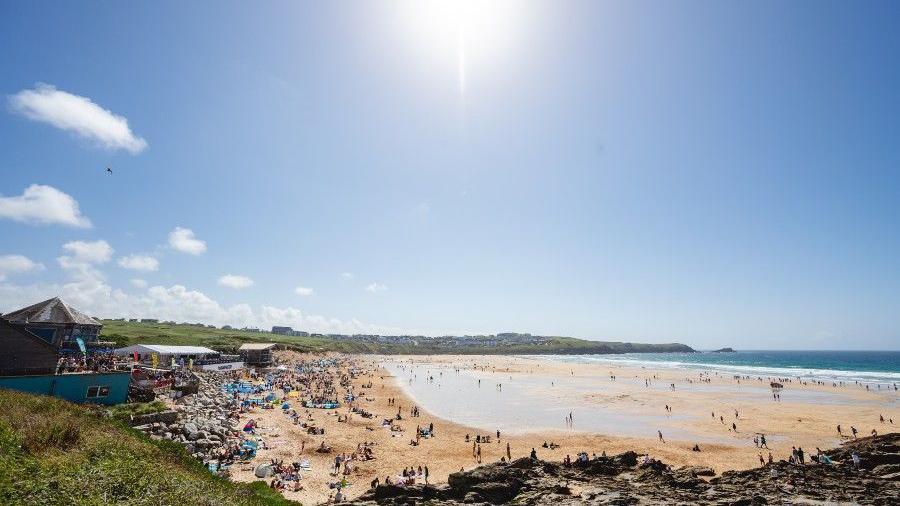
[0, 254, 44, 281]
[118, 254, 159, 272]
[130, 278, 148, 288]
[168, 227, 206, 255]
[294, 286, 315, 296]
[218, 274, 254, 289]
[0, 277, 403, 335]
[61, 240, 113, 264]
[9, 83, 147, 154]
[365, 282, 388, 293]
[341, 272, 354, 280]
[0, 184, 92, 228]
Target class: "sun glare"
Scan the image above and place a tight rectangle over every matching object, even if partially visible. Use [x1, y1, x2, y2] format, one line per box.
[396, 0, 525, 100]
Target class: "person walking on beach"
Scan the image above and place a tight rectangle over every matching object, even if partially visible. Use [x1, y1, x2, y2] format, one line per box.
[851, 426, 858, 439]
[837, 424, 842, 436]
[476, 444, 482, 463]
[424, 465, 429, 484]
[760, 434, 768, 449]
[507, 442, 511, 460]
[658, 430, 665, 443]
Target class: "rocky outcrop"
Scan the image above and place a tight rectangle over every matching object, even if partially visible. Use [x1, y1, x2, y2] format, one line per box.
[129, 372, 240, 463]
[353, 433, 900, 505]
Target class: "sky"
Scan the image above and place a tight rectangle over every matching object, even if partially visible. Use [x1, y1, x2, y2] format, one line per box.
[1, 1, 898, 350]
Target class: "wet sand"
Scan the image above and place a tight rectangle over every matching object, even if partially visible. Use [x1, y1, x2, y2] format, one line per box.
[229, 354, 898, 505]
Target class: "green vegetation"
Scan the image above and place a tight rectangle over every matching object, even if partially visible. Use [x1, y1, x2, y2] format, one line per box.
[106, 400, 168, 424]
[100, 320, 694, 355]
[0, 389, 296, 506]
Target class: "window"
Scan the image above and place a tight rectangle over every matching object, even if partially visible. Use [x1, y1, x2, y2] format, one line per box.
[86, 385, 110, 398]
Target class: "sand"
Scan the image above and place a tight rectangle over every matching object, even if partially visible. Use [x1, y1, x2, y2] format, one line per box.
[228, 353, 898, 505]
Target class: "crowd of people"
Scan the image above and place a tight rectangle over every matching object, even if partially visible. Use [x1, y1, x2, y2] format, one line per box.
[55, 350, 120, 373]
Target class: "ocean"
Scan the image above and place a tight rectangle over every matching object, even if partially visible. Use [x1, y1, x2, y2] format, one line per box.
[528, 350, 900, 385]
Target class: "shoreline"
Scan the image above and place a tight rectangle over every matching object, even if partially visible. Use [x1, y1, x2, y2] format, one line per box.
[221, 353, 896, 505]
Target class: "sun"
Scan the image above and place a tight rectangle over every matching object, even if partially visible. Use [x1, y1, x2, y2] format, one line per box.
[395, 0, 525, 100]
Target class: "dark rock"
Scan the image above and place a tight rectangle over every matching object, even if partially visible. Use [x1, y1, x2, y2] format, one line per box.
[678, 465, 716, 477]
[352, 433, 900, 505]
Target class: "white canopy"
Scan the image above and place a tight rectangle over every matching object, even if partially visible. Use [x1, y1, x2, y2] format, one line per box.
[114, 344, 217, 356]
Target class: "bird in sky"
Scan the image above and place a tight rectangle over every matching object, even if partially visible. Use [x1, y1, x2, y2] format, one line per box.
[106, 167, 113, 174]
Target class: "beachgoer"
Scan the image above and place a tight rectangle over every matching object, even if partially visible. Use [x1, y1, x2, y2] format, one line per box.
[530, 448, 537, 459]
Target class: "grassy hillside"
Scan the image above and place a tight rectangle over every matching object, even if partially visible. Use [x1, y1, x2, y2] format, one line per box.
[100, 320, 694, 355]
[0, 389, 295, 506]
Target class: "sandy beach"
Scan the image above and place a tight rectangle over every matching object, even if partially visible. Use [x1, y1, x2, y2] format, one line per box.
[228, 353, 898, 505]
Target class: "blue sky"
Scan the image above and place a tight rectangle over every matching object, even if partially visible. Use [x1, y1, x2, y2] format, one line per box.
[1, 1, 898, 349]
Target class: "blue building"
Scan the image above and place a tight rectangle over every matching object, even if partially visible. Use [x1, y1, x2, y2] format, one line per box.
[0, 371, 130, 405]
[0, 300, 130, 405]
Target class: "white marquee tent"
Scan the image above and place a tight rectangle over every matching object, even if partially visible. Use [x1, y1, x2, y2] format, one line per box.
[114, 344, 218, 363]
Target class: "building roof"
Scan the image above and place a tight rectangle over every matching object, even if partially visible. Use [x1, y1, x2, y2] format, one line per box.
[1, 297, 101, 327]
[238, 343, 278, 351]
[114, 344, 217, 355]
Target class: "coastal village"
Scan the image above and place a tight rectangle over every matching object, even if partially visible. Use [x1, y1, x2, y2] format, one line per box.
[1, 297, 898, 505]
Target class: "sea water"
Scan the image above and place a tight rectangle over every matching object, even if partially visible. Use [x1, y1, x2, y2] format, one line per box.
[532, 350, 900, 385]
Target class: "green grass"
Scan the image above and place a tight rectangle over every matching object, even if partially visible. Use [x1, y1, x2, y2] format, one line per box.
[106, 400, 169, 424]
[0, 389, 297, 506]
[100, 320, 694, 355]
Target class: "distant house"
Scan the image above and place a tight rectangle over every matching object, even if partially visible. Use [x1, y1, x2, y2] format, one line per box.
[1, 297, 102, 351]
[271, 326, 292, 335]
[238, 343, 278, 367]
[140, 319, 159, 324]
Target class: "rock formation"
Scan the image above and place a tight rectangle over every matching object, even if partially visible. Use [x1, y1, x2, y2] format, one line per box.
[353, 433, 900, 505]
